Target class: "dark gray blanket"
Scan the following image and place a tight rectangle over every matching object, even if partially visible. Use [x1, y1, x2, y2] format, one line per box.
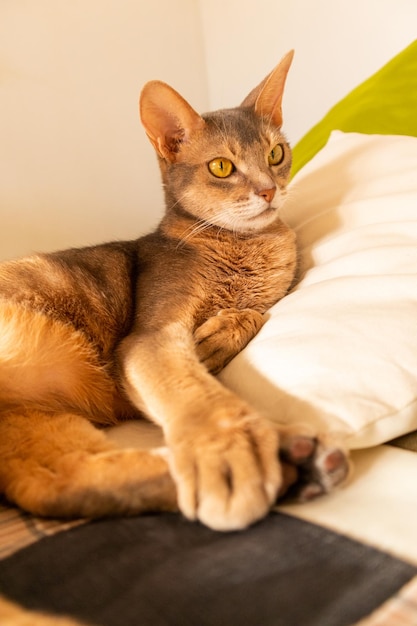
[0, 512, 415, 626]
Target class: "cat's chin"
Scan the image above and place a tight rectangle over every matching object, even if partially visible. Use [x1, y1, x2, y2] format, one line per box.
[251, 205, 278, 221]
[213, 208, 279, 234]
[207, 200, 281, 233]
[241, 206, 280, 232]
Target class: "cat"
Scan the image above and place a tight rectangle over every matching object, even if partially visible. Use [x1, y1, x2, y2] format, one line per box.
[0, 596, 88, 626]
[0, 50, 348, 533]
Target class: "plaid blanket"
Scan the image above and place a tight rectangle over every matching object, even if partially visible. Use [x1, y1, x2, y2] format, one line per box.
[0, 500, 85, 560]
[1, 437, 417, 626]
[357, 577, 417, 625]
[1, 490, 417, 625]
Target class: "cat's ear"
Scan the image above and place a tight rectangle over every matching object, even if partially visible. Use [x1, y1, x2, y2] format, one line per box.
[241, 50, 294, 128]
[140, 81, 205, 162]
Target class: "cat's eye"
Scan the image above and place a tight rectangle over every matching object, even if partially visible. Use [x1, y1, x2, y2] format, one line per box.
[268, 144, 284, 166]
[208, 158, 234, 178]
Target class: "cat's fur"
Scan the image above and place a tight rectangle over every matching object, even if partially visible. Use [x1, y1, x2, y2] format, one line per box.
[0, 51, 348, 534]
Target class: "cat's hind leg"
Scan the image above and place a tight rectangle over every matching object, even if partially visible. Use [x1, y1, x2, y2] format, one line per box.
[0, 595, 89, 626]
[0, 300, 176, 519]
[0, 409, 177, 518]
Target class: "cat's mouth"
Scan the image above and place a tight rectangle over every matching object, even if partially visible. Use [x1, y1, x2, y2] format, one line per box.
[247, 191, 285, 222]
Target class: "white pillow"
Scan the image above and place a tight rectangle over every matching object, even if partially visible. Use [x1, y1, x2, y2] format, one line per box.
[219, 132, 417, 449]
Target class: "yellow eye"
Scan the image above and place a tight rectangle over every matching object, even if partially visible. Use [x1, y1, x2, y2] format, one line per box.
[208, 157, 234, 178]
[268, 144, 284, 166]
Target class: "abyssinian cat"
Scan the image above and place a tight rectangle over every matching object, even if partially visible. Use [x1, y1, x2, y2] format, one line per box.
[0, 51, 348, 533]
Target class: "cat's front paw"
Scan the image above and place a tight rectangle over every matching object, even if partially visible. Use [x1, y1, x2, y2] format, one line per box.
[166, 408, 281, 531]
[194, 308, 265, 374]
[277, 432, 350, 503]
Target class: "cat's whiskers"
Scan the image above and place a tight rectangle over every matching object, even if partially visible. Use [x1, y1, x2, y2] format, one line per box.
[178, 201, 246, 246]
[176, 204, 226, 248]
[211, 117, 231, 147]
[260, 114, 284, 154]
[212, 203, 255, 235]
[261, 113, 275, 138]
[168, 190, 190, 213]
[176, 219, 210, 249]
[164, 190, 214, 249]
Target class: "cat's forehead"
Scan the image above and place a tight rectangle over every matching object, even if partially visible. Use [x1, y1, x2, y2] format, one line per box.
[202, 108, 283, 149]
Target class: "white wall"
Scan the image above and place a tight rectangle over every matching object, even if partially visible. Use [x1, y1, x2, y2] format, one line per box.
[0, 0, 208, 260]
[199, 0, 417, 145]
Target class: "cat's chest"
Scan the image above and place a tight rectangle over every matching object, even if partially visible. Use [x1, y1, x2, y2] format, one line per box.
[199, 225, 296, 316]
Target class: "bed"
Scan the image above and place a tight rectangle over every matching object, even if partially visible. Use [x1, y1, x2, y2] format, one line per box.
[1, 40, 417, 626]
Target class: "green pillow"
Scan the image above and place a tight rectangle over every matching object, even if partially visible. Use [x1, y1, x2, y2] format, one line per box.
[292, 39, 417, 176]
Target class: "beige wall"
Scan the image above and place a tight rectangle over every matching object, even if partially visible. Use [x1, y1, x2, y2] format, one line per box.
[0, 0, 208, 260]
[1, 0, 416, 260]
[199, 0, 417, 145]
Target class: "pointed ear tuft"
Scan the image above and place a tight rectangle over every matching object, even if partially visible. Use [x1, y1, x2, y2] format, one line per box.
[241, 50, 294, 128]
[139, 81, 205, 162]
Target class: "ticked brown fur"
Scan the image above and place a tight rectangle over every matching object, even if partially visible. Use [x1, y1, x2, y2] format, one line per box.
[0, 51, 348, 534]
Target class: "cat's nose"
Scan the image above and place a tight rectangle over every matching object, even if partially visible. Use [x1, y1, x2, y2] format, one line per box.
[257, 187, 276, 204]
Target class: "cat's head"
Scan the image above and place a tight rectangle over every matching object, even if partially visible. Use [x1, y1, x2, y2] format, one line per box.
[140, 51, 294, 234]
